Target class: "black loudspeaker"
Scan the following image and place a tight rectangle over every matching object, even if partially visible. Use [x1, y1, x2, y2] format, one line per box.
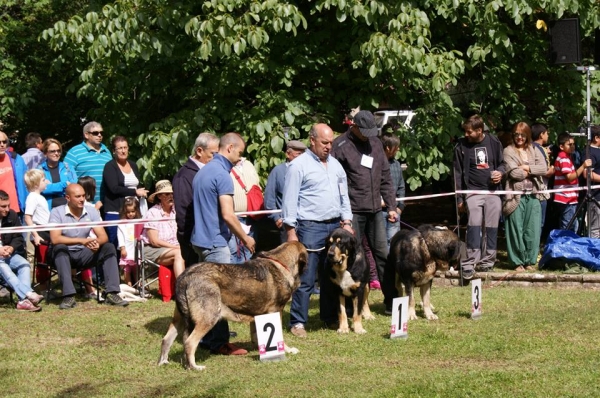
[549, 18, 581, 64]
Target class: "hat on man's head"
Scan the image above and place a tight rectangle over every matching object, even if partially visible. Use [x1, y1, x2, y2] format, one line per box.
[148, 180, 173, 203]
[353, 110, 378, 137]
[286, 140, 307, 151]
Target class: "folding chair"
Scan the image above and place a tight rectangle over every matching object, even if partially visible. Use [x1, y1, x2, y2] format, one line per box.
[41, 244, 104, 303]
[132, 223, 176, 301]
[132, 223, 160, 298]
[32, 242, 58, 303]
[0, 274, 15, 304]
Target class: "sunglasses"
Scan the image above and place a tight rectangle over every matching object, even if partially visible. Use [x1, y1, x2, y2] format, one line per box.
[0, 140, 7, 145]
[47, 149, 61, 154]
[88, 130, 103, 136]
[513, 133, 526, 138]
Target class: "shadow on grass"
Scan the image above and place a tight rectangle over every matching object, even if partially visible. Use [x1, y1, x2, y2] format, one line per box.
[145, 316, 172, 335]
[52, 382, 99, 398]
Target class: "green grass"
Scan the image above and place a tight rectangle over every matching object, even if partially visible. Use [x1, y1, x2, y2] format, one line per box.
[2, 286, 600, 398]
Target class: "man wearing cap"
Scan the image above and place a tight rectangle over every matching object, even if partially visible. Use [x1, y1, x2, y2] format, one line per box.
[173, 132, 220, 267]
[64, 121, 112, 203]
[331, 110, 398, 314]
[264, 140, 307, 243]
[282, 123, 354, 337]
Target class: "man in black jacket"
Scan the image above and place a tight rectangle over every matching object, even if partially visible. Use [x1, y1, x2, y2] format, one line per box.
[331, 110, 398, 314]
[0, 189, 44, 311]
[453, 115, 505, 278]
[173, 133, 219, 267]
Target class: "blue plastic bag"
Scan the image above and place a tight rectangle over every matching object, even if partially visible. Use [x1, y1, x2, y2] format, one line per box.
[539, 229, 600, 271]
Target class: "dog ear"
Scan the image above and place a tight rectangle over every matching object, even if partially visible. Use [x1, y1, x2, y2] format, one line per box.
[297, 247, 308, 275]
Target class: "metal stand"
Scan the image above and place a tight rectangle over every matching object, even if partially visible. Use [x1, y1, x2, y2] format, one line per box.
[566, 66, 599, 237]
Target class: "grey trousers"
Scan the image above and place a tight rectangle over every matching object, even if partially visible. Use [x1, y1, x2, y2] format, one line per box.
[52, 243, 121, 297]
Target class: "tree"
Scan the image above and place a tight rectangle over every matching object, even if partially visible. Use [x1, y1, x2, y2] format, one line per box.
[42, 0, 600, 189]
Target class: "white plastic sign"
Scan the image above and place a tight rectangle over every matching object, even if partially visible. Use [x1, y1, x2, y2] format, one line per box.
[471, 278, 482, 319]
[390, 296, 409, 339]
[254, 312, 286, 362]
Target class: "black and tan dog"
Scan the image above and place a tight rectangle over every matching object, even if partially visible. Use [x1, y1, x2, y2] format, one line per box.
[324, 228, 374, 334]
[157, 241, 307, 370]
[388, 225, 464, 321]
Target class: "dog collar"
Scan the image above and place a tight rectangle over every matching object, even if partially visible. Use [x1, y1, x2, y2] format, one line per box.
[257, 253, 291, 273]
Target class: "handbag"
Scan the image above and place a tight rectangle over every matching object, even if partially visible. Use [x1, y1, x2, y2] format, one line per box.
[231, 169, 265, 220]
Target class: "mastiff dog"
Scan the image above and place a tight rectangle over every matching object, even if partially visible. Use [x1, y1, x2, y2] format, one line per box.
[388, 225, 464, 321]
[158, 241, 307, 370]
[324, 228, 374, 334]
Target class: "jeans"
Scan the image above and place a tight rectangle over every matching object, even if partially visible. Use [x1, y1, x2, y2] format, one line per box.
[0, 254, 33, 300]
[104, 212, 120, 259]
[228, 216, 254, 264]
[382, 211, 401, 249]
[192, 244, 231, 351]
[556, 203, 578, 233]
[289, 219, 340, 327]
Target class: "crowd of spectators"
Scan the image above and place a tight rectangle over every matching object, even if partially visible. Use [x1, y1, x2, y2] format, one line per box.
[0, 116, 597, 328]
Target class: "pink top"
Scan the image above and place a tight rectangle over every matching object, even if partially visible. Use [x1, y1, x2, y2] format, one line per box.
[141, 204, 179, 246]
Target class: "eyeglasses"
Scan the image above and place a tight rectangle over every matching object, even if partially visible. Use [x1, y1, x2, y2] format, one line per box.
[47, 149, 61, 154]
[88, 131, 103, 136]
[0, 140, 7, 145]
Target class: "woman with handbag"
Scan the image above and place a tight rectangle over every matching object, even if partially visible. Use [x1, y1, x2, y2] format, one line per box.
[502, 122, 548, 271]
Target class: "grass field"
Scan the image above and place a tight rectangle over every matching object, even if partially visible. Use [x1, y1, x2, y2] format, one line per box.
[2, 285, 600, 398]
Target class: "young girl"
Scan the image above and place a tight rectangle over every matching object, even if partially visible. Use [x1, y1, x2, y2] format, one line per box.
[118, 197, 141, 286]
[77, 176, 102, 300]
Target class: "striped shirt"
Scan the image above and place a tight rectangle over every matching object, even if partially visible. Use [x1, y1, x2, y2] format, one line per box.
[553, 151, 578, 204]
[64, 141, 112, 203]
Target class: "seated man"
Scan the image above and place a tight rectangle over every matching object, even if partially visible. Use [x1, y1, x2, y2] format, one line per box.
[0, 190, 44, 311]
[49, 184, 128, 309]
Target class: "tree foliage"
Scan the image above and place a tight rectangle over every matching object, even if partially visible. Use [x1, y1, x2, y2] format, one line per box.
[23, 0, 600, 189]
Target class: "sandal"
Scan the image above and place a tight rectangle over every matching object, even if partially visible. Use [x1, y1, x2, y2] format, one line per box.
[515, 265, 525, 272]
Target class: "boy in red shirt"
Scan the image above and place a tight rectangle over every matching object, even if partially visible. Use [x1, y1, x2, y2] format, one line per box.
[553, 132, 592, 233]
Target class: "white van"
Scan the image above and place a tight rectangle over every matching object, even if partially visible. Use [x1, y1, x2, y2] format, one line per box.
[373, 110, 416, 134]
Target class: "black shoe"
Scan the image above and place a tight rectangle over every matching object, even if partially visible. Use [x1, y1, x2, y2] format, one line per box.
[105, 293, 129, 307]
[475, 265, 493, 272]
[59, 296, 77, 310]
[461, 268, 475, 280]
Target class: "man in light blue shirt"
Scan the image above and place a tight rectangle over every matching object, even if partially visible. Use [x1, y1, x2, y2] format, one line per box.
[64, 121, 112, 203]
[264, 139, 307, 243]
[282, 123, 353, 337]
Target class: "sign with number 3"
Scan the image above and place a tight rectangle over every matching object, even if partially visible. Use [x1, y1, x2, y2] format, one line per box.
[471, 278, 482, 319]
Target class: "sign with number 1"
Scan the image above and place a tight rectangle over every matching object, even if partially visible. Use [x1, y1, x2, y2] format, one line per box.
[255, 312, 286, 362]
[390, 296, 409, 339]
[471, 278, 482, 319]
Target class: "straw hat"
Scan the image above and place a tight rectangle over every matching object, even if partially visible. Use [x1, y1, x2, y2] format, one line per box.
[148, 180, 173, 203]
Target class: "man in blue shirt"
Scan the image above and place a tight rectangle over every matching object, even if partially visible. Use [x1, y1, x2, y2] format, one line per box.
[64, 121, 112, 203]
[191, 132, 255, 356]
[264, 140, 307, 243]
[282, 123, 353, 337]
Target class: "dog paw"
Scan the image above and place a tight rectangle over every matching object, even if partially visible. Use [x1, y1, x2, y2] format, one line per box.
[363, 313, 376, 321]
[354, 328, 367, 334]
[286, 346, 300, 355]
[408, 312, 418, 321]
[157, 359, 169, 366]
[337, 327, 350, 334]
[187, 364, 207, 371]
[425, 312, 439, 321]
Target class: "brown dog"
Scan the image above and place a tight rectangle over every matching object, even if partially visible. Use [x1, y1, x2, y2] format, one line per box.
[324, 228, 374, 334]
[388, 225, 464, 321]
[158, 241, 307, 370]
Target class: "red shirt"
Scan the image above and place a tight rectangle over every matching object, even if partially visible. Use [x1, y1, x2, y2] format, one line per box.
[0, 154, 19, 212]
